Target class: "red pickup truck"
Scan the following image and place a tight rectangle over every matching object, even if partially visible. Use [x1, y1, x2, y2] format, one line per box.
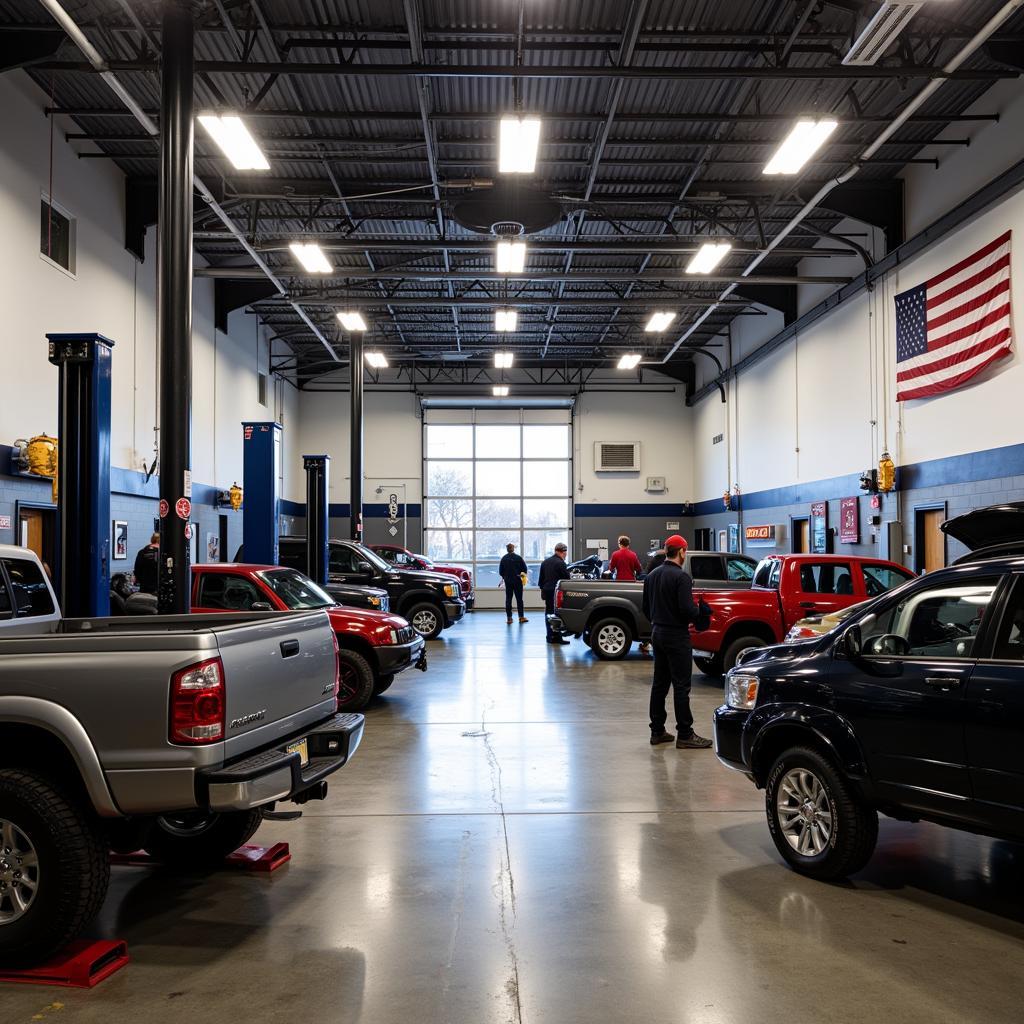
[191, 564, 427, 710]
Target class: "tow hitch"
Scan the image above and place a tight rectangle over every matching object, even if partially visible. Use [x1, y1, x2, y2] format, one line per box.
[416, 650, 428, 672]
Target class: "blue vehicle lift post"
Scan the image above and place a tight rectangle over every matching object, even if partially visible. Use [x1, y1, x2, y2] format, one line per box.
[242, 422, 282, 566]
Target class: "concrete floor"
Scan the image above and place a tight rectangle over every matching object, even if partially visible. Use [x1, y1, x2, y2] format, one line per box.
[5, 613, 1024, 1022]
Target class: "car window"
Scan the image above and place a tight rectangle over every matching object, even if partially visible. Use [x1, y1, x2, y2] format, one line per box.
[3, 558, 55, 617]
[753, 559, 774, 588]
[329, 545, 359, 574]
[861, 580, 998, 659]
[0, 572, 13, 618]
[690, 556, 725, 581]
[862, 563, 914, 597]
[258, 569, 334, 609]
[798, 562, 854, 595]
[726, 557, 755, 581]
[768, 560, 782, 590]
[198, 573, 263, 610]
[990, 579, 1024, 661]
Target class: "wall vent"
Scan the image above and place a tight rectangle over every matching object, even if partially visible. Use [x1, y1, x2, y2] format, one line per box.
[842, 2, 922, 66]
[595, 441, 640, 472]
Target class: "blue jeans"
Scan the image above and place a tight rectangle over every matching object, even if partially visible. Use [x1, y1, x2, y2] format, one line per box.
[649, 627, 694, 736]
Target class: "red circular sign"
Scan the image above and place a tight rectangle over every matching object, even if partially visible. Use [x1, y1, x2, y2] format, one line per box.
[159, 499, 169, 519]
[175, 497, 192, 520]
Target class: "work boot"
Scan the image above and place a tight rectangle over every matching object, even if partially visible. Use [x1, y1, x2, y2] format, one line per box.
[676, 731, 713, 750]
[649, 731, 674, 746]
[547, 636, 569, 645]
[507, 617, 513, 625]
[519, 616, 529, 623]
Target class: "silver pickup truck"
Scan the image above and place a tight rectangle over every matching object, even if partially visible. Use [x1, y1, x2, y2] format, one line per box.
[0, 544, 363, 966]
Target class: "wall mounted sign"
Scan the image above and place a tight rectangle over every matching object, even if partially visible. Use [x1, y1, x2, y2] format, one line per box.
[728, 523, 740, 553]
[745, 524, 777, 548]
[810, 501, 830, 554]
[0, 515, 10, 530]
[840, 497, 860, 544]
[665, 521, 680, 531]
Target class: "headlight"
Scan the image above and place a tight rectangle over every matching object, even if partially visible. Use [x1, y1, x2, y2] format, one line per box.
[785, 626, 816, 642]
[444, 583, 457, 597]
[388, 629, 399, 645]
[725, 673, 759, 710]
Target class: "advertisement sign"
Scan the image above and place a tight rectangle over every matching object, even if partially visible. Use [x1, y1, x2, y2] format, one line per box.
[744, 524, 776, 548]
[840, 497, 860, 544]
[810, 501, 829, 554]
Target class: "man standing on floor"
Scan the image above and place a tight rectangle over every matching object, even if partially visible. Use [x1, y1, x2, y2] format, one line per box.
[642, 535, 713, 749]
[539, 542, 571, 645]
[608, 534, 643, 581]
[499, 542, 529, 625]
[133, 532, 160, 595]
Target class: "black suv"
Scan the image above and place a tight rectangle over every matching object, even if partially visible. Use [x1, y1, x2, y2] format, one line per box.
[714, 503, 1024, 880]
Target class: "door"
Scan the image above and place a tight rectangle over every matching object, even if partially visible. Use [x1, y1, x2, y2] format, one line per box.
[193, 572, 271, 612]
[917, 507, 946, 573]
[793, 518, 810, 554]
[782, 560, 858, 625]
[831, 576, 1000, 812]
[17, 505, 56, 570]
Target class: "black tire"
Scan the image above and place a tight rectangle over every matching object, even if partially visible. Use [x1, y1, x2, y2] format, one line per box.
[765, 746, 878, 880]
[143, 809, 264, 867]
[694, 655, 723, 677]
[721, 634, 767, 673]
[336, 648, 376, 711]
[0, 769, 110, 966]
[406, 602, 444, 640]
[373, 673, 395, 695]
[589, 617, 632, 660]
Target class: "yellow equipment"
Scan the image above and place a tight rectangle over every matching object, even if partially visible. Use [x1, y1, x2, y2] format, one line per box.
[14, 434, 58, 502]
[229, 481, 243, 511]
[878, 451, 896, 493]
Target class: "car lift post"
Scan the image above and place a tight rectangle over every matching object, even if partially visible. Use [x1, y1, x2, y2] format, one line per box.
[304, 455, 330, 585]
[349, 331, 363, 541]
[46, 332, 114, 617]
[242, 422, 282, 565]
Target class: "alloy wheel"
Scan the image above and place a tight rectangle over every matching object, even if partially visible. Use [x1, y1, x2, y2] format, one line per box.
[412, 609, 438, 636]
[597, 624, 627, 656]
[776, 768, 834, 857]
[0, 819, 40, 925]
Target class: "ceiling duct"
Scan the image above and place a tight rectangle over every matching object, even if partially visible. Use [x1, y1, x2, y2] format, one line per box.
[843, 3, 923, 66]
[451, 183, 563, 236]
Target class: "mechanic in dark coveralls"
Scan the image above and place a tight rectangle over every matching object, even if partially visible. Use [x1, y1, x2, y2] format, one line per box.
[642, 534, 713, 749]
[539, 542, 571, 645]
[498, 542, 529, 625]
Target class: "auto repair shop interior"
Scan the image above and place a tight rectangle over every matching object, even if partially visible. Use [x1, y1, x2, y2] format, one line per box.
[1, 1, 1024, 1021]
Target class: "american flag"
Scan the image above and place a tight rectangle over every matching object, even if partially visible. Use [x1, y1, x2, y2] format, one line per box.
[895, 231, 1013, 402]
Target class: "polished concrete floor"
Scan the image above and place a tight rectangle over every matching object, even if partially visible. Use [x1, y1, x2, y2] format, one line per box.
[6, 613, 1024, 1022]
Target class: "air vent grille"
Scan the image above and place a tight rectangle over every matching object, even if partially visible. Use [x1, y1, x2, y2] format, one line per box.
[842, 2, 922, 66]
[595, 441, 640, 472]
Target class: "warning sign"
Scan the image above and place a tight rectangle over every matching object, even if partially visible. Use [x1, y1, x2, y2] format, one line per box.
[184, 524, 193, 540]
[159, 499, 169, 519]
[175, 497, 192, 520]
[0, 516, 11, 530]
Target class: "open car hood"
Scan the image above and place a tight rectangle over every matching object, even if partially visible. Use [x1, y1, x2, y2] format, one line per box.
[941, 502, 1024, 551]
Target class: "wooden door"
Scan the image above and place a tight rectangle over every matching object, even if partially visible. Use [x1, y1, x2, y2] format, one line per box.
[794, 519, 810, 553]
[921, 509, 946, 572]
[19, 509, 44, 559]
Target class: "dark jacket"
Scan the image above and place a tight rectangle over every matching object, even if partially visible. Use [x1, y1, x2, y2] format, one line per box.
[642, 560, 711, 635]
[538, 553, 570, 595]
[645, 551, 666, 573]
[498, 552, 528, 583]
[134, 544, 159, 595]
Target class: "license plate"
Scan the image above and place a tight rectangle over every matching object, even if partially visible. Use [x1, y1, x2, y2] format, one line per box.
[286, 738, 309, 767]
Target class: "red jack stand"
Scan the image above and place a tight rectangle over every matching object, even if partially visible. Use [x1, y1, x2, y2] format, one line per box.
[0, 940, 129, 988]
[110, 842, 291, 873]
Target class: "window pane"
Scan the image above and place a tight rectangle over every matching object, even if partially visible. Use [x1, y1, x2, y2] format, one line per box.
[425, 530, 474, 561]
[476, 425, 520, 459]
[474, 563, 504, 590]
[477, 498, 520, 528]
[476, 461, 521, 496]
[3, 558, 55, 617]
[475, 531, 518, 559]
[427, 461, 472, 496]
[426, 497, 473, 529]
[690, 556, 725, 581]
[523, 425, 569, 459]
[523, 498, 569, 528]
[523, 461, 570, 496]
[863, 564, 914, 597]
[798, 562, 854, 595]
[727, 557, 755, 581]
[426, 425, 472, 459]
[522, 529, 569, 562]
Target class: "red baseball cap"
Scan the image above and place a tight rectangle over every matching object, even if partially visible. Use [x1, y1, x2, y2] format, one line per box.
[665, 534, 688, 551]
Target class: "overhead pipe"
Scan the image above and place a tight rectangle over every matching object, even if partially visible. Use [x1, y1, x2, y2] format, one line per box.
[35, 0, 339, 364]
[658, 0, 1024, 369]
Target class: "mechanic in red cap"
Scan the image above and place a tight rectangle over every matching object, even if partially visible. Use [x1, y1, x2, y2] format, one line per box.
[641, 534, 713, 749]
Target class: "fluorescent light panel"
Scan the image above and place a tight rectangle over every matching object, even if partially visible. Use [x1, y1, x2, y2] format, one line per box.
[644, 311, 676, 333]
[289, 242, 332, 274]
[197, 114, 269, 170]
[763, 118, 839, 175]
[494, 310, 518, 332]
[337, 311, 368, 331]
[618, 354, 642, 370]
[493, 385, 510, 396]
[494, 351, 514, 368]
[686, 242, 732, 275]
[365, 352, 388, 368]
[499, 117, 542, 173]
[496, 240, 526, 273]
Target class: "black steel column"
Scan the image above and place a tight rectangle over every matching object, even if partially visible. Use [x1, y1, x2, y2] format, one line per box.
[304, 455, 330, 585]
[349, 334, 364, 541]
[157, 0, 194, 614]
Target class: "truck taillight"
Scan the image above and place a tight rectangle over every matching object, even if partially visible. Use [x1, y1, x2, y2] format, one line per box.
[331, 631, 341, 708]
[556, 589, 564, 608]
[170, 657, 225, 745]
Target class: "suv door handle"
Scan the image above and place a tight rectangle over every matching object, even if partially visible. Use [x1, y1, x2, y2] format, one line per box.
[800, 601, 817, 608]
[925, 676, 961, 691]
[280, 639, 300, 658]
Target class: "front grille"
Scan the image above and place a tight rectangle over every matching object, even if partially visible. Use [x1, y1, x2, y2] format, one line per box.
[395, 625, 416, 644]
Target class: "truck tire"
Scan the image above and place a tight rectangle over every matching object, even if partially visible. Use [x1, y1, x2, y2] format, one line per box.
[694, 655, 723, 677]
[337, 648, 376, 711]
[765, 746, 878, 880]
[373, 673, 395, 695]
[0, 769, 109, 966]
[144, 809, 264, 867]
[406, 602, 444, 640]
[589, 618, 632, 660]
[721, 634, 767, 673]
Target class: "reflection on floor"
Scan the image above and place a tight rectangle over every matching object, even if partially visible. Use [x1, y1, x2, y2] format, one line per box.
[8, 612, 1024, 1023]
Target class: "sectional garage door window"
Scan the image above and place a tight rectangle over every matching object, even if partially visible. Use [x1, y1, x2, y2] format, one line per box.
[423, 418, 572, 589]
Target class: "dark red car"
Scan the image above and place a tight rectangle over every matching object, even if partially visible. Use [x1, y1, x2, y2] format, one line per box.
[191, 563, 426, 710]
[370, 544, 475, 609]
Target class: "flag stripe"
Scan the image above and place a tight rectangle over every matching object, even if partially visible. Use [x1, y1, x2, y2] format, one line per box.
[927, 279, 1011, 332]
[896, 327, 1012, 383]
[927, 230, 1012, 290]
[927, 252, 1011, 313]
[897, 345, 1012, 401]
[926, 302, 1012, 356]
[897, 318, 1012, 374]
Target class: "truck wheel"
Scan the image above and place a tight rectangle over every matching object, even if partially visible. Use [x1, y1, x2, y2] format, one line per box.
[765, 747, 878, 880]
[0, 769, 109, 966]
[721, 635, 766, 673]
[406, 602, 444, 640]
[373, 673, 395, 696]
[694, 655, 723, 677]
[144, 809, 264, 867]
[589, 618, 632, 660]
[337, 649, 376, 711]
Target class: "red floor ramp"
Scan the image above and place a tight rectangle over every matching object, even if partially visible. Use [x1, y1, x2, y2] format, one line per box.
[110, 842, 291, 873]
[0, 939, 129, 988]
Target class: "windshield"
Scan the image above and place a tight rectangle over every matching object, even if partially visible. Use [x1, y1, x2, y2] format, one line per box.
[258, 568, 336, 609]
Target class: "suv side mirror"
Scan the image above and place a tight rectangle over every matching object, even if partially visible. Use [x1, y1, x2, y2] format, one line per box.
[840, 624, 862, 659]
[251, 601, 273, 612]
[355, 560, 374, 576]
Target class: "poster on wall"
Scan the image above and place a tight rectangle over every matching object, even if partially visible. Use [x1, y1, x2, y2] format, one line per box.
[728, 523, 740, 552]
[207, 533, 220, 562]
[112, 520, 128, 560]
[839, 497, 860, 544]
[810, 502, 830, 554]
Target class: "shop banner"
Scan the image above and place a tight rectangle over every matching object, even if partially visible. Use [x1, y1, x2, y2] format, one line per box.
[840, 497, 860, 544]
[745, 524, 776, 548]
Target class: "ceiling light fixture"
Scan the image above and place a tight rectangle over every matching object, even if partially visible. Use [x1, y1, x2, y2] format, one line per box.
[843, 2, 923, 67]
[644, 311, 677, 333]
[337, 311, 368, 331]
[617, 354, 642, 370]
[494, 310, 518, 332]
[493, 385, 510, 397]
[495, 240, 526, 273]
[763, 118, 839, 175]
[499, 116, 542, 173]
[289, 242, 332, 274]
[494, 351, 514, 368]
[197, 114, 269, 170]
[686, 242, 733, 275]
[365, 352, 388, 368]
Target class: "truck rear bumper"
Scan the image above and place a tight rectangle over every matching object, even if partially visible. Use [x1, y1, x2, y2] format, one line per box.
[199, 712, 365, 812]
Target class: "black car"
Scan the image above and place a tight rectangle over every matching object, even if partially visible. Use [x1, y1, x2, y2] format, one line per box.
[321, 580, 391, 613]
[714, 503, 1024, 881]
